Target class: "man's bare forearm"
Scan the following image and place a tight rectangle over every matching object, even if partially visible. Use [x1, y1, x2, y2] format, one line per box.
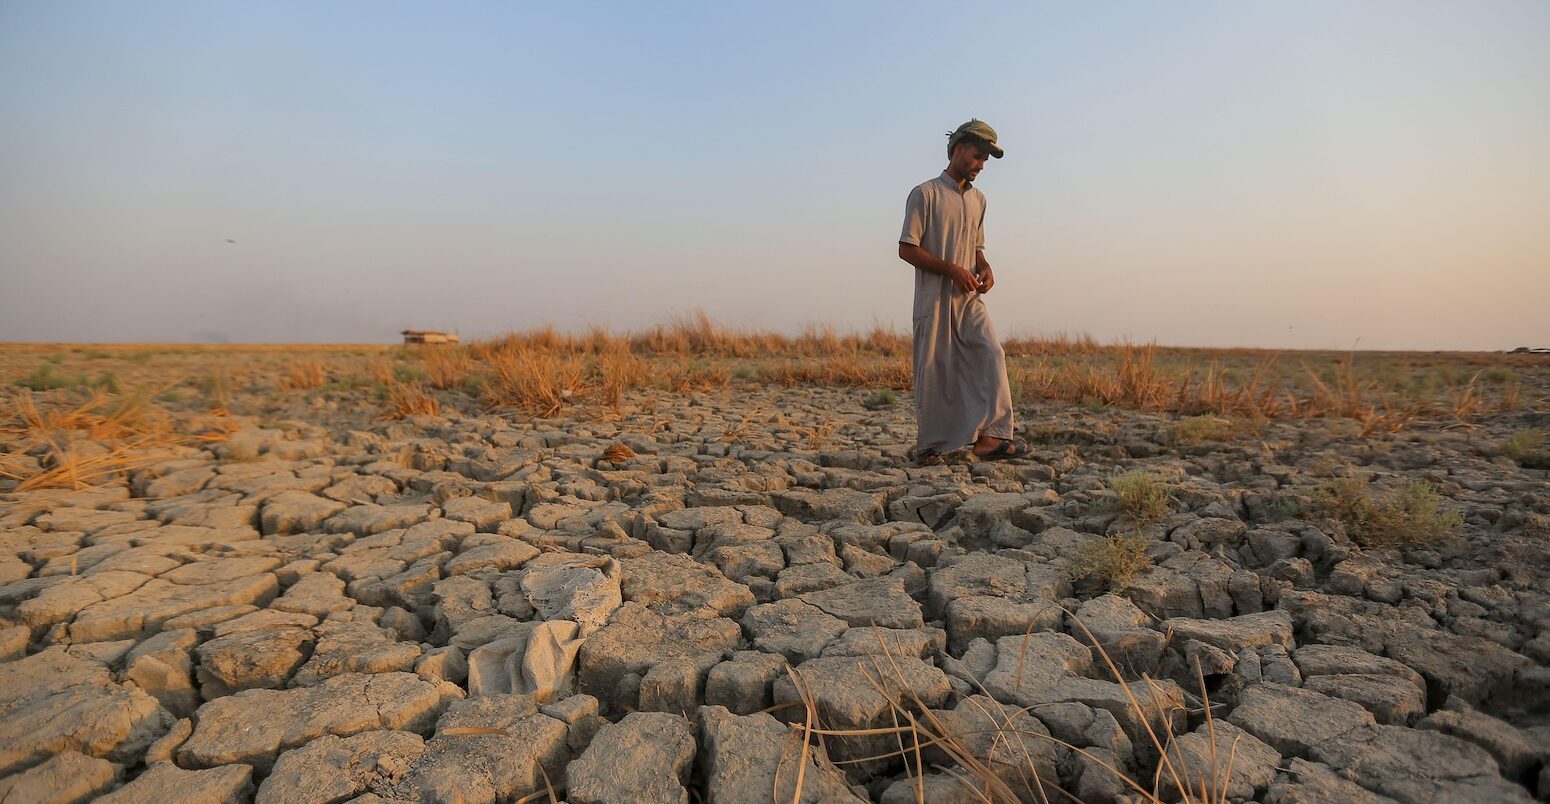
[898, 243, 960, 278]
[899, 242, 979, 294]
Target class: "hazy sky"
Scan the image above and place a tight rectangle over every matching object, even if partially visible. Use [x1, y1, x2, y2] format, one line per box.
[2, 1, 1546, 349]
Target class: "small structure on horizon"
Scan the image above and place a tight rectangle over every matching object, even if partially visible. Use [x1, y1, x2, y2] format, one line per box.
[401, 329, 460, 345]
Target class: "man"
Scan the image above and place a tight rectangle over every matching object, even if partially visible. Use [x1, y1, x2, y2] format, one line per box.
[898, 119, 1023, 466]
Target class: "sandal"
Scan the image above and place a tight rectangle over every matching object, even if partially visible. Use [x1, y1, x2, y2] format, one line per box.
[914, 449, 945, 467]
[974, 438, 1027, 461]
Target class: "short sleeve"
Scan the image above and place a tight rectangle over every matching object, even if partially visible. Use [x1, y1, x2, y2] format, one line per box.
[975, 193, 986, 250]
[898, 186, 926, 246]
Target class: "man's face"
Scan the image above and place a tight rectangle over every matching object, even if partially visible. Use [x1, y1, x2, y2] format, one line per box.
[950, 143, 990, 181]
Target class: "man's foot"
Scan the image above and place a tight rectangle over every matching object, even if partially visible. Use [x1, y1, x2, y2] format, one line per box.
[972, 437, 1026, 460]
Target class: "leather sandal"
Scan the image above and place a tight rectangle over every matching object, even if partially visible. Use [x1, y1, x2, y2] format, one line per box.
[974, 438, 1027, 461]
[915, 449, 945, 467]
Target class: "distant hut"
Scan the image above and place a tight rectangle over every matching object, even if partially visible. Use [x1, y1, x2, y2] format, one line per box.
[401, 329, 460, 345]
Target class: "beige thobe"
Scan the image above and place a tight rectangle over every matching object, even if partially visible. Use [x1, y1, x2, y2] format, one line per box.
[899, 171, 1014, 454]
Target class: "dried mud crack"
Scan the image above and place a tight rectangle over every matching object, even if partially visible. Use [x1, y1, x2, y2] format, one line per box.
[2, 378, 1548, 803]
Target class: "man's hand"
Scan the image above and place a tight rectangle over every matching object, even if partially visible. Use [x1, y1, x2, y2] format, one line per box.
[950, 265, 979, 295]
[899, 243, 981, 296]
[976, 264, 995, 294]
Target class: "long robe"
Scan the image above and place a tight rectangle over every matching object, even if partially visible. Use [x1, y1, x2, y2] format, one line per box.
[899, 171, 1014, 454]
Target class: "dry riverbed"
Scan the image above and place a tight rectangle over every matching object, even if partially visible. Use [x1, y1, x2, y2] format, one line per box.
[2, 345, 1549, 802]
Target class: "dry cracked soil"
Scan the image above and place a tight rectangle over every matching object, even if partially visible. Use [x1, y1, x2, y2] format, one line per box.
[2, 372, 1549, 803]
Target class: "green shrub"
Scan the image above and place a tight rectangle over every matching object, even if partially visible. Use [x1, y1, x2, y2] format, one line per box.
[1105, 471, 1172, 524]
[15, 364, 83, 391]
[1067, 533, 1152, 589]
[393, 364, 427, 383]
[1172, 416, 1234, 445]
[1501, 428, 1549, 468]
[1481, 366, 1514, 384]
[1312, 478, 1462, 548]
[91, 371, 121, 394]
[862, 388, 899, 410]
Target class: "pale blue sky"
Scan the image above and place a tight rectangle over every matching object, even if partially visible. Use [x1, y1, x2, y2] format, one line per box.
[2, 1, 1546, 349]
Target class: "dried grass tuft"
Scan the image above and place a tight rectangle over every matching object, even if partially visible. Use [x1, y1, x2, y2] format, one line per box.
[280, 360, 326, 390]
[384, 381, 440, 419]
[483, 347, 586, 417]
[422, 347, 471, 390]
[779, 621, 1236, 804]
[0, 389, 234, 491]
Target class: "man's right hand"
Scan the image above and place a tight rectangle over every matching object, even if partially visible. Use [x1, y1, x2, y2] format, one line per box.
[950, 265, 979, 295]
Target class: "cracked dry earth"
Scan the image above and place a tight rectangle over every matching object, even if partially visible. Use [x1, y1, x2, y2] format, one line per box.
[2, 386, 1548, 803]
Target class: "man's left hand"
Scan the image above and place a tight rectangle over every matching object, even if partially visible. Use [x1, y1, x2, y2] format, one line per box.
[976, 264, 995, 294]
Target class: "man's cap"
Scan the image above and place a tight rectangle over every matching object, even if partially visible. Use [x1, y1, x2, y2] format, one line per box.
[948, 119, 1004, 158]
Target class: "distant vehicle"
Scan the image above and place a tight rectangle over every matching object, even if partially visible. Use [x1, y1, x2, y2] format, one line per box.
[401, 329, 461, 345]
[1507, 347, 1550, 354]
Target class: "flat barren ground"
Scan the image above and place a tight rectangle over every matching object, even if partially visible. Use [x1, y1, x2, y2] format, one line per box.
[1, 337, 1547, 802]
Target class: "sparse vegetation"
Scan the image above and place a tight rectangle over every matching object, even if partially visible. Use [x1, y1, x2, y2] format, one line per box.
[1106, 471, 1173, 524]
[863, 388, 900, 409]
[482, 347, 586, 417]
[15, 363, 84, 391]
[280, 360, 327, 390]
[392, 363, 428, 384]
[797, 421, 839, 451]
[1312, 478, 1463, 548]
[657, 361, 730, 393]
[1500, 428, 1549, 468]
[0, 389, 234, 490]
[1066, 533, 1153, 589]
[200, 369, 230, 412]
[1172, 415, 1235, 445]
[596, 351, 643, 411]
[385, 381, 440, 418]
[782, 620, 1240, 803]
[421, 347, 470, 390]
[92, 371, 121, 394]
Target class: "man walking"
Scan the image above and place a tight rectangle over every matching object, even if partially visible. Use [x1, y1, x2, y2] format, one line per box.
[898, 119, 1023, 466]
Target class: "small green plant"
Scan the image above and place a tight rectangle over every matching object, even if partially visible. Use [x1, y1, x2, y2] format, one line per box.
[322, 376, 375, 393]
[1312, 478, 1462, 548]
[392, 363, 427, 383]
[1172, 416, 1234, 445]
[155, 387, 189, 404]
[91, 371, 121, 394]
[1106, 471, 1173, 524]
[15, 363, 83, 391]
[1481, 365, 1514, 384]
[1500, 428, 1549, 469]
[862, 388, 899, 410]
[126, 351, 154, 364]
[1067, 533, 1152, 589]
[83, 349, 111, 360]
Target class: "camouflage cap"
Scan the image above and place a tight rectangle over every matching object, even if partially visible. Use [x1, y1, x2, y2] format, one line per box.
[947, 119, 1004, 158]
